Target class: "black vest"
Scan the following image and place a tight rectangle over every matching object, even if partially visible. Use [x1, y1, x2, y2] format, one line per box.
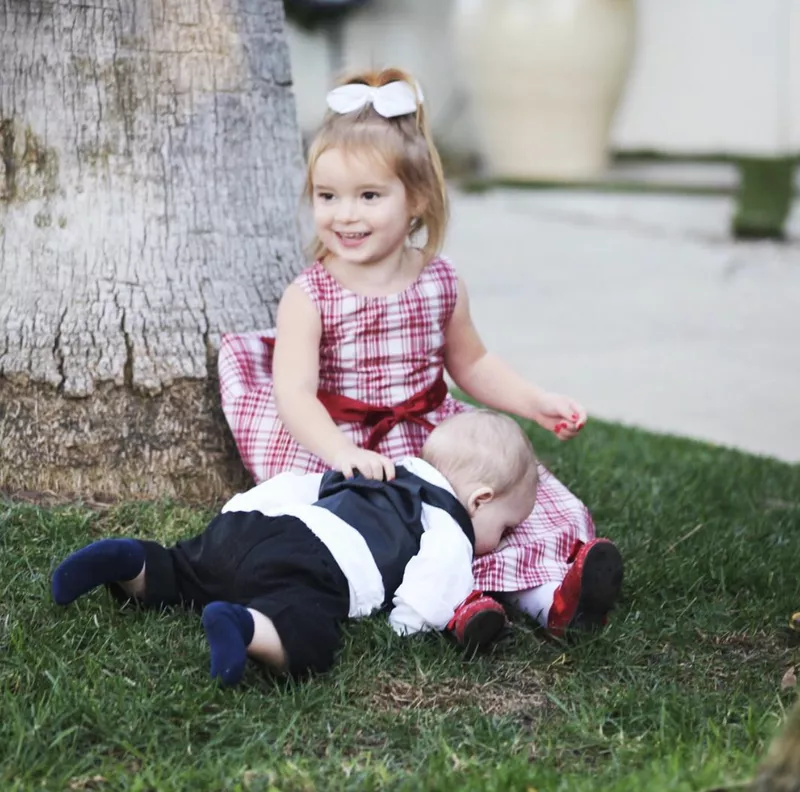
[314, 466, 474, 605]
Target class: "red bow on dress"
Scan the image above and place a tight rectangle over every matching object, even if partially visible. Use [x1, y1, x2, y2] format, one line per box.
[262, 336, 447, 450]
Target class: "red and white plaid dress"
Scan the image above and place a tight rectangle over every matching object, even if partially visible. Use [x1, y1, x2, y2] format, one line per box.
[218, 257, 595, 592]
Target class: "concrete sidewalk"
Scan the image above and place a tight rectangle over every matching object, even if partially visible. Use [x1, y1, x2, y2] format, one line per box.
[445, 189, 800, 464]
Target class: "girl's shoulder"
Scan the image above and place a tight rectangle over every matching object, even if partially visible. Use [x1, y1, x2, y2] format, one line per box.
[416, 255, 460, 299]
[422, 254, 458, 282]
[292, 260, 326, 286]
[418, 256, 460, 324]
[290, 261, 333, 307]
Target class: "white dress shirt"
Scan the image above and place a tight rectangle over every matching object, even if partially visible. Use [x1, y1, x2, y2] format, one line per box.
[220, 458, 475, 635]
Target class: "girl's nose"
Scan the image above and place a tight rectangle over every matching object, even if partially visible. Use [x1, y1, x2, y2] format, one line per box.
[335, 198, 358, 222]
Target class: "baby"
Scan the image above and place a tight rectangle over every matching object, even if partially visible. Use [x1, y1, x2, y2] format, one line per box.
[51, 410, 538, 685]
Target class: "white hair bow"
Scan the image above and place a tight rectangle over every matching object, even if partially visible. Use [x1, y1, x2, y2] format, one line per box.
[326, 80, 423, 118]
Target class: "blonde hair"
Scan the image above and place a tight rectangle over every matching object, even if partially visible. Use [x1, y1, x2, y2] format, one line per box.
[421, 410, 539, 497]
[305, 67, 449, 264]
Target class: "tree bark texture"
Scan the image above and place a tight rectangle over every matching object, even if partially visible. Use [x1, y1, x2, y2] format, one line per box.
[0, 0, 306, 501]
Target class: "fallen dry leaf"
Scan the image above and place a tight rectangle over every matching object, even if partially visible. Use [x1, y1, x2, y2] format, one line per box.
[781, 667, 797, 691]
[68, 776, 107, 791]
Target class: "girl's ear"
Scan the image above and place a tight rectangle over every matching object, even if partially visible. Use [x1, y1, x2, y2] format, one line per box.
[409, 194, 429, 219]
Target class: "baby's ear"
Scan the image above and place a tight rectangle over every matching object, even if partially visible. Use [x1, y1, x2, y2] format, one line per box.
[467, 486, 494, 514]
[475, 489, 494, 505]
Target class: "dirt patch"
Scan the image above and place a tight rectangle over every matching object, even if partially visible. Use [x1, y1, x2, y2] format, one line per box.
[694, 627, 789, 654]
[367, 668, 548, 718]
[1, 488, 115, 510]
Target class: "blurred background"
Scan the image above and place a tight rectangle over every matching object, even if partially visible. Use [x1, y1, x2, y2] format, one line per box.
[282, 0, 800, 463]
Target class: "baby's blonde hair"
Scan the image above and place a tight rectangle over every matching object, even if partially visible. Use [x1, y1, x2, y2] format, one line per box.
[305, 67, 449, 264]
[421, 410, 539, 497]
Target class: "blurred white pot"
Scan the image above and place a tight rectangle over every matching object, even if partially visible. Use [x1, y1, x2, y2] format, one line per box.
[452, 0, 636, 180]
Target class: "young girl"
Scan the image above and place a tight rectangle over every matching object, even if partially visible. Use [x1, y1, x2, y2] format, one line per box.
[218, 67, 623, 649]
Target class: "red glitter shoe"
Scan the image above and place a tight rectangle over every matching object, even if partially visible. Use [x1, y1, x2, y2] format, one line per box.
[447, 591, 508, 654]
[547, 538, 623, 639]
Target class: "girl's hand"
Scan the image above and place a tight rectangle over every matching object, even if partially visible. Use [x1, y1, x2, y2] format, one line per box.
[332, 447, 396, 481]
[532, 392, 587, 440]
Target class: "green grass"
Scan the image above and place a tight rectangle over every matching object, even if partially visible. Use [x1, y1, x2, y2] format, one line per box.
[2, 420, 799, 791]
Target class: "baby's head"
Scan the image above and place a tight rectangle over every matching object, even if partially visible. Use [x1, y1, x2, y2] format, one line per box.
[421, 411, 539, 556]
[305, 67, 448, 265]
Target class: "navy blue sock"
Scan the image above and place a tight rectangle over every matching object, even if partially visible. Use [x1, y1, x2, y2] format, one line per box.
[202, 602, 256, 687]
[51, 538, 145, 606]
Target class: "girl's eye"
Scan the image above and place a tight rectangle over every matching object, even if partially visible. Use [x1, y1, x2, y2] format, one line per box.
[317, 192, 334, 201]
[362, 191, 380, 201]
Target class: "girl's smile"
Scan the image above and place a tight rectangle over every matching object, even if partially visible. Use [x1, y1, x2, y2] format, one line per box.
[335, 231, 371, 248]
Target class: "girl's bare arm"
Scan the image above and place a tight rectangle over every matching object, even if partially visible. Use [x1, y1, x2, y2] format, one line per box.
[443, 278, 586, 436]
[273, 285, 395, 477]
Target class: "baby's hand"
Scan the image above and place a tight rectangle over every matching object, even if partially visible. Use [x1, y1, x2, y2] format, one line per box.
[533, 392, 587, 441]
[332, 447, 396, 481]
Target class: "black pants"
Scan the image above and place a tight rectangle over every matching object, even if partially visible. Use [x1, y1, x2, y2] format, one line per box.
[120, 512, 351, 678]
